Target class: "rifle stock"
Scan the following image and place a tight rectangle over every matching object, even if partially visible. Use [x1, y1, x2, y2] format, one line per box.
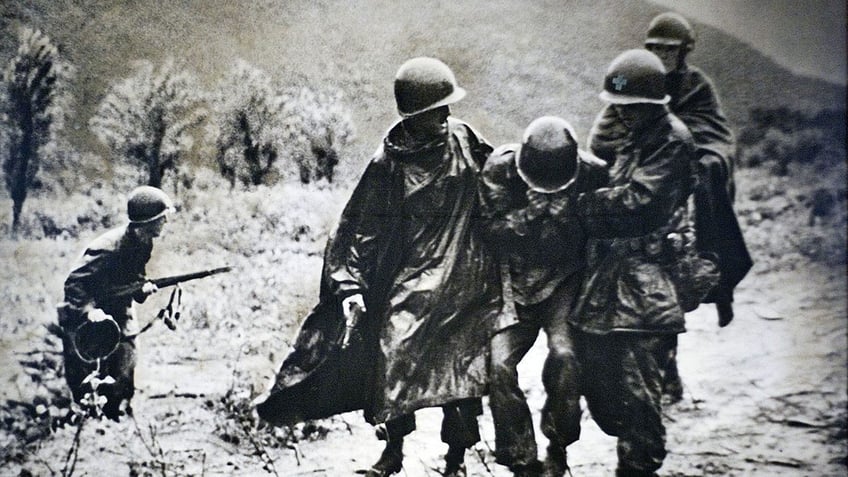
[108, 266, 231, 299]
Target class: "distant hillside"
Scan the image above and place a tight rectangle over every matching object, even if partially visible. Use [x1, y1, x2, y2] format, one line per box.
[1, 0, 845, 176]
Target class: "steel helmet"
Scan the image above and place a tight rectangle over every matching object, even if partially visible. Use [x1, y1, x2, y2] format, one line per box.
[394, 57, 466, 117]
[599, 49, 670, 105]
[127, 186, 173, 223]
[516, 116, 587, 193]
[645, 12, 695, 49]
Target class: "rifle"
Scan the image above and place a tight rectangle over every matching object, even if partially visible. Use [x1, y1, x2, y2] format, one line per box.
[107, 266, 231, 300]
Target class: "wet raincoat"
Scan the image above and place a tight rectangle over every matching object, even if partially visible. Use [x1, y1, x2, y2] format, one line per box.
[590, 65, 734, 181]
[589, 65, 752, 314]
[256, 118, 501, 425]
[574, 109, 699, 474]
[479, 143, 608, 312]
[572, 110, 696, 334]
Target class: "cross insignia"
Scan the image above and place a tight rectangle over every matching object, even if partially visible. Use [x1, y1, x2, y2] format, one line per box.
[612, 74, 627, 91]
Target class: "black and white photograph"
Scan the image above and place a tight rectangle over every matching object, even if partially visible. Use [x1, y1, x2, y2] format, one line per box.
[0, 1, 845, 475]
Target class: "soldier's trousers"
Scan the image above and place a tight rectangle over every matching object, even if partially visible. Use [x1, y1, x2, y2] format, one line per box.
[576, 331, 676, 475]
[489, 275, 582, 468]
[379, 398, 483, 449]
[377, 399, 483, 449]
[62, 334, 136, 420]
[662, 335, 683, 400]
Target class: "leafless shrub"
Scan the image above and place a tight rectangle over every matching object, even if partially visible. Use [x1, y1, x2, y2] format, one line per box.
[89, 58, 205, 189]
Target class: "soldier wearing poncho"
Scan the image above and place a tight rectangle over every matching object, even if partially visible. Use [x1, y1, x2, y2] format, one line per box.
[256, 57, 500, 477]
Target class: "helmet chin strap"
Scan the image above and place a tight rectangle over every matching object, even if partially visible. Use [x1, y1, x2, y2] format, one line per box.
[674, 49, 689, 72]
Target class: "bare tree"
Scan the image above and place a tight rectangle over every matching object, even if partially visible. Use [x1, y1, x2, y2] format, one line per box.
[283, 86, 354, 184]
[1, 27, 73, 231]
[89, 58, 204, 188]
[206, 61, 355, 187]
[207, 60, 292, 187]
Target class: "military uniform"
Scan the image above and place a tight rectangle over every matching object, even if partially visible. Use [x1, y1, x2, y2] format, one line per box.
[59, 224, 152, 420]
[257, 116, 500, 463]
[479, 141, 606, 472]
[258, 57, 500, 477]
[591, 62, 753, 400]
[574, 104, 696, 475]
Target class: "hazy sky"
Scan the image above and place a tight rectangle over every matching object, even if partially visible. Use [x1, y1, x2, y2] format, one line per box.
[649, 0, 847, 84]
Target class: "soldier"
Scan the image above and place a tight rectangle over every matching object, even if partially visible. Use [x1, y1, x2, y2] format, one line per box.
[334, 56, 502, 477]
[571, 49, 697, 477]
[479, 116, 607, 477]
[58, 186, 172, 420]
[256, 57, 501, 477]
[590, 12, 753, 401]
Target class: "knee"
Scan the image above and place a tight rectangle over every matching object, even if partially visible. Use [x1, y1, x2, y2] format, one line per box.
[489, 354, 519, 386]
[699, 154, 722, 172]
[544, 344, 578, 375]
[699, 154, 728, 182]
[548, 345, 577, 365]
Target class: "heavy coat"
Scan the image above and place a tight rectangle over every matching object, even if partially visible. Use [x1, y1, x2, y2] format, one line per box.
[589, 65, 752, 310]
[478, 143, 607, 315]
[572, 110, 696, 334]
[59, 225, 151, 416]
[256, 118, 501, 425]
[60, 225, 152, 335]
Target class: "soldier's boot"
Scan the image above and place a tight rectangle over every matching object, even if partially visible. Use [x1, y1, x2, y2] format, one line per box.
[101, 397, 124, 422]
[543, 445, 571, 477]
[662, 356, 684, 404]
[615, 466, 658, 477]
[443, 445, 467, 477]
[363, 438, 403, 477]
[509, 459, 544, 477]
[717, 300, 734, 327]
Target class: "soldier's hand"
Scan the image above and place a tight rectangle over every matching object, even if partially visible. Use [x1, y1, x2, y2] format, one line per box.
[547, 195, 572, 218]
[341, 294, 365, 349]
[505, 210, 530, 236]
[525, 189, 549, 220]
[86, 307, 113, 323]
[342, 294, 365, 321]
[141, 281, 159, 296]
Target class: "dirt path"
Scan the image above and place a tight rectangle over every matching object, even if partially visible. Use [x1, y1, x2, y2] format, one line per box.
[341, 261, 846, 476]
[3, 261, 844, 477]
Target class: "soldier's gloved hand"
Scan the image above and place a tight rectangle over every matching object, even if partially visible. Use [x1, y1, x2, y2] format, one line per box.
[547, 195, 574, 218]
[141, 281, 159, 296]
[504, 210, 530, 236]
[341, 294, 365, 349]
[525, 189, 549, 220]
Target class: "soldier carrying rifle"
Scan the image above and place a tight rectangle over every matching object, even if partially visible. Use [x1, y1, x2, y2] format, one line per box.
[58, 186, 230, 420]
[57, 186, 173, 421]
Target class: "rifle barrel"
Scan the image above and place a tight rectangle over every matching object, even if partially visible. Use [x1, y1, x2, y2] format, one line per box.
[151, 266, 232, 289]
[108, 266, 231, 299]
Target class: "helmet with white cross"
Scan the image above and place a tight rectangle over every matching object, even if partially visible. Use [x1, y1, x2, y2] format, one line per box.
[600, 49, 670, 105]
